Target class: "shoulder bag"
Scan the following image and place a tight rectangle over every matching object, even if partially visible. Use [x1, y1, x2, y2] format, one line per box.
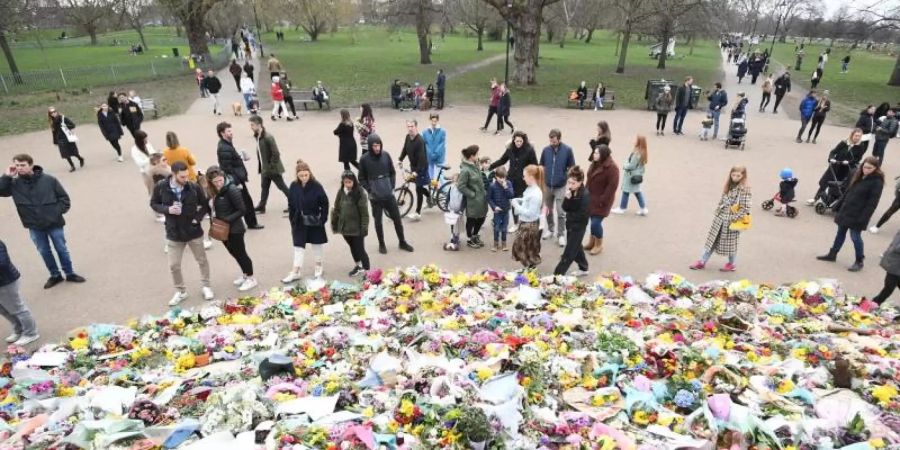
[209, 218, 231, 241]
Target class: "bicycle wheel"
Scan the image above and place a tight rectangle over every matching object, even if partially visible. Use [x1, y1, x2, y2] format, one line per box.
[435, 181, 452, 212]
[395, 186, 414, 218]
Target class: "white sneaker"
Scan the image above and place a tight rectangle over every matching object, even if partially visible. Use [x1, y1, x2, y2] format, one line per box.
[203, 239, 213, 250]
[282, 271, 301, 283]
[508, 223, 518, 233]
[13, 334, 39, 346]
[541, 230, 553, 240]
[169, 291, 188, 306]
[155, 215, 166, 223]
[610, 208, 625, 215]
[117, 156, 124, 162]
[238, 278, 258, 292]
[637, 208, 649, 216]
[558, 235, 567, 247]
[870, 226, 880, 234]
[314, 264, 324, 280]
[164, 243, 169, 254]
[233, 276, 246, 286]
[806, 199, 816, 206]
[201, 286, 215, 301]
[570, 269, 589, 277]
[5, 333, 20, 343]
[408, 212, 421, 222]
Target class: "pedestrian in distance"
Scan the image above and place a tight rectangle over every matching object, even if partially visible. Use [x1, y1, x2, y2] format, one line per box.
[672, 76, 694, 135]
[48, 107, 84, 172]
[283, 160, 329, 283]
[610, 135, 649, 216]
[240, 72, 256, 111]
[267, 54, 283, 80]
[706, 82, 728, 140]
[205, 167, 257, 292]
[0, 240, 39, 346]
[806, 90, 831, 144]
[479, 78, 502, 133]
[243, 60, 254, 82]
[229, 59, 243, 91]
[356, 104, 376, 155]
[796, 91, 818, 143]
[334, 109, 359, 172]
[97, 102, 124, 162]
[841, 54, 851, 73]
[151, 161, 214, 306]
[205, 70, 223, 115]
[654, 86, 674, 136]
[130, 130, 160, 196]
[331, 171, 371, 277]
[759, 73, 773, 112]
[498, 83, 514, 135]
[773, 72, 791, 114]
[873, 109, 899, 164]
[435, 69, 446, 109]
[216, 121, 262, 229]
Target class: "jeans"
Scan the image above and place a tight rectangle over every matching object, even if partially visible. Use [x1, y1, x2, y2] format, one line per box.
[873, 272, 900, 305]
[258, 174, 290, 209]
[796, 118, 810, 140]
[808, 115, 826, 141]
[371, 197, 406, 246]
[673, 107, 688, 133]
[876, 195, 900, 228]
[619, 191, 646, 209]
[236, 182, 259, 227]
[545, 186, 567, 237]
[242, 93, 253, 110]
[709, 109, 721, 138]
[428, 162, 446, 182]
[466, 216, 486, 238]
[656, 113, 668, 131]
[223, 232, 253, 276]
[167, 237, 210, 293]
[873, 140, 889, 163]
[493, 209, 510, 243]
[701, 250, 736, 265]
[29, 227, 74, 278]
[343, 235, 370, 269]
[554, 225, 588, 275]
[831, 225, 864, 262]
[589, 216, 605, 238]
[0, 281, 37, 337]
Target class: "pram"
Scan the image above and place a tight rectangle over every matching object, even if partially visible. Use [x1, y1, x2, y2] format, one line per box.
[812, 161, 852, 215]
[723, 114, 747, 150]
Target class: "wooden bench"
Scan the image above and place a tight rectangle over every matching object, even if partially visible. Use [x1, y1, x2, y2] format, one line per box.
[566, 89, 616, 110]
[141, 98, 158, 119]
[291, 89, 331, 110]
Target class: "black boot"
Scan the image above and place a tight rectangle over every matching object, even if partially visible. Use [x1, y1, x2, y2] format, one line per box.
[816, 250, 837, 262]
[848, 260, 864, 272]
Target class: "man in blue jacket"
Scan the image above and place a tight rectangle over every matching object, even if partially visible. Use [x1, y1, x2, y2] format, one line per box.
[796, 91, 818, 143]
[707, 82, 728, 140]
[0, 154, 86, 289]
[0, 240, 39, 346]
[422, 113, 447, 186]
[539, 129, 575, 247]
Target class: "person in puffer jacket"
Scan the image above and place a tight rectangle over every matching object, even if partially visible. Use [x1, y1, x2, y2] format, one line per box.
[487, 167, 515, 252]
[796, 91, 818, 143]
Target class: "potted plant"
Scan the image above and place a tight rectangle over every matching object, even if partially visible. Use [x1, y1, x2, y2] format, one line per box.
[455, 405, 491, 450]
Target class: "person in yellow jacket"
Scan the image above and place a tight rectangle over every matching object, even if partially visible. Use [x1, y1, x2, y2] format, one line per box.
[162, 132, 198, 182]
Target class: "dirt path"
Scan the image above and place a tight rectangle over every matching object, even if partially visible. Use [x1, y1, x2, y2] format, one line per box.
[446, 53, 506, 80]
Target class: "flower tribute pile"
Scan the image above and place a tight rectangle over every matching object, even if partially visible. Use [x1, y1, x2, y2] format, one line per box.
[0, 266, 898, 449]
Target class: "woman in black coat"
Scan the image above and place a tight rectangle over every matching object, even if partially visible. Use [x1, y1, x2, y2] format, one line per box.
[817, 156, 884, 272]
[808, 128, 863, 204]
[283, 160, 329, 283]
[497, 83, 513, 134]
[97, 103, 124, 162]
[334, 109, 359, 171]
[856, 105, 876, 156]
[117, 92, 144, 138]
[48, 107, 84, 172]
[489, 130, 538, 229]
[205, 167, 257, 292]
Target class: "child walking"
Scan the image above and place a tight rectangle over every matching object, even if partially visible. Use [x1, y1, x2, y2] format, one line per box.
[443, 173, 465, 251]
[700, 113, 714, 141]
[554, 166, 590, 277]
[488, 167, 515, 252]
[774, 168, 798, 216]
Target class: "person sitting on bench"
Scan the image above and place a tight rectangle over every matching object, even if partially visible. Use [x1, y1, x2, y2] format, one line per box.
[312, 81, 329, 109]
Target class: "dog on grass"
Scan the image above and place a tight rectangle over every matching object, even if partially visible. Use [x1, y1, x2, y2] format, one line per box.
[231, 102, 243, 116]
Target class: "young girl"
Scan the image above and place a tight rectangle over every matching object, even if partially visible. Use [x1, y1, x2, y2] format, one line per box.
[554, 166, 590, 277]
[511, 165, 545, 269]
[356, 103, 375, 155]
[773, 168, 797, 216]
[690, 166, 752, 272]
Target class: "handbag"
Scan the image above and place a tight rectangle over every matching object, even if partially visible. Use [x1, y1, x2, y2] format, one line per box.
[630, 175, 643, 185]
[302, 212, 323, 227]
[60, 116, 78, 143]
[729, 214, 752, 231]
[209, 218, 231, 241]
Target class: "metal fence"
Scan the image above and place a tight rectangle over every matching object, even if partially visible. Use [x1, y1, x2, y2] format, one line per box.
[0, 43, 232, 96]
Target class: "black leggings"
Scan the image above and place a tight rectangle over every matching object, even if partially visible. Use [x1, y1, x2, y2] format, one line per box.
[807, 115, 826, 140]
[760, 92, 771, 109]
[371, 198, 406, 245]
[873, 272, 900, 305]
[554, 225, 588, 275]
[343, 161, 359, 171]
[773, 93, 785, 112]
[107, 139, 122, 157]
[483, 106, 500, 130]
[499, 115, 514, 130]
[877, 195, 900, 228]
[343, 235, 370, 269]
[223, 232, 254, 276]
[415, 184, 429, 214]
[656, 113, 668, 131]
[466, 216, 486, 238]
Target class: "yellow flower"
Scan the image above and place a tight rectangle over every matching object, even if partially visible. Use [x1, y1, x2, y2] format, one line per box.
[395, 303, 409, 314]
[174, 353, 195, 373]
[325, 381, 340, 394]
[633, 410, 650, 425]
[362, 406, 374, 418]
[776, 379, 795, 394]
[476, 367, 494, 381]
[599, 437, 616, 450]
[768, 316, 785, 326]
[273, 392, 296, 402]
[582, 375, 598, 389]
[56, 386, 76, 397]
[870, 438, 886, 448]
[746, 351, 759, 363]
[70, 337, 88, 351]
[872, 385, 898, 406]
[399, 399, 415, 416]
[387, 420, 399, 433]
[657, 414, 675, 427]
[791, 347, 808, 359]
[657, 333, 674, 344]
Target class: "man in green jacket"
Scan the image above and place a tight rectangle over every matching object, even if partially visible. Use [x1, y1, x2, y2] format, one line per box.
[249, 115, 289, 214]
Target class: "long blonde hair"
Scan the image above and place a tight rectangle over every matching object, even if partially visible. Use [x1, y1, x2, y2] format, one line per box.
[633, 135, 648, 166]
[723, 166, 748, 195]
[523, 165, 545, 196]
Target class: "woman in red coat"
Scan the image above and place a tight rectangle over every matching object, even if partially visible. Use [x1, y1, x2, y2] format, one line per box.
[584, 144, 619, 255]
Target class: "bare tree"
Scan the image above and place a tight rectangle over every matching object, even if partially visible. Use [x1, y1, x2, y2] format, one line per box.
[483, 0, 560, 85]
[856, 2, 900, 85]
[611, 0, 653, 73]
[117, 0, 155, 50]
[571, 0, 605, 44]
[450, 0, 500, 51]
[641, 0, 705, 70]
[282, 0, 334, 41]
[763, 0, 821, 55]
[385, 0, 441, 64]
[0, 0, 35, 82]
[205, 0, 246, 38]
[63, 0, 114, 45]
[735, 0, 769, 36]
[158, 0, 225, 59]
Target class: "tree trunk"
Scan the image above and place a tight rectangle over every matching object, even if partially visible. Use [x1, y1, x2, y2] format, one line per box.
[614, 30, 620, 56]
[477, 27, 484, 51]
[416, 1, 431, 64]
[585, 28, 594, 44]
[88, 27, 99, 46]
[0, 31, 22, 84]
[615, 26, 631, 74]
[136, 26, 149, 51]
[546, 27, 554, 43]
[185, 14, 211, 59]
[688, 34, 694, 56]
[559, 27, 566, 48]
[175, 25, 182, 37]
[534, 19, 540, 68]
[656, 31, 669, 69]
[889, 52, 900, 86]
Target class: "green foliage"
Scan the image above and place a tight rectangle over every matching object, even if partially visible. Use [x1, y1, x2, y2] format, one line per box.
[455, 405, 491, 442]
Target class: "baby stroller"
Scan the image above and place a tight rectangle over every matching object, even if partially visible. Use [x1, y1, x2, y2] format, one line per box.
[812, 161, 851, 215]
[761, 194, 798, 218]
[724, 115, 747, 150]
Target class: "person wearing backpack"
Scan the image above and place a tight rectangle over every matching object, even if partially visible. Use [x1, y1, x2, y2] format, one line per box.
[358, 134, 414, 255]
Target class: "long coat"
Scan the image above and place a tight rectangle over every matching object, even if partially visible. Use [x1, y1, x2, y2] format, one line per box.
[256, 131, 285, 177]
[621, 151, 646, 194]
[704, 186, 752, 256]
[97, 110, 123, 142]
[489, 143, 538, 197]
[880, 230, 900, 276]
[334, 122, 358, 163]
[457, 160, 488, 219]
[835, 175, 883, 231]
[288, 180, 329, 247]
[50, 115, 79, 158]
[586, 158, 620, 217]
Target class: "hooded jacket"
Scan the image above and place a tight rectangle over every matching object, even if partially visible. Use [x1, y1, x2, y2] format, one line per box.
[97, 109, 123, 141]
[0, 240, 20, 288]
[0, 166, 70, 230]
[358, 134, 396, 201]
[422, 126, 447, 165]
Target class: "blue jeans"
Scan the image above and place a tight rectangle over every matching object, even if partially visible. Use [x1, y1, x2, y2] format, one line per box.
[242, 93, 253, 110]
[29, 227, 74, 278]
[831, 225, 864, 262]
[589, 216, 605, 238]
[492, 209, 509, 243]
[701, 250, 736, 265]
[709, 109, 721, 138]
[673, 107, 689, 133]
[620, 191, 646, 210]
[428, 161, 446, 183]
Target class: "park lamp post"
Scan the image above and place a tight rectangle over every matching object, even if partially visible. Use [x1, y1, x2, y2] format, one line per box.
[504, 0, 512, 85]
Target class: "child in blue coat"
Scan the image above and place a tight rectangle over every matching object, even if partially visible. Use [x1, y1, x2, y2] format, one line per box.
[488, 167, 515, 251]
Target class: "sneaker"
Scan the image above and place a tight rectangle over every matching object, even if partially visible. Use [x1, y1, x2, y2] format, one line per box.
[508, 223, 518, 233]
[570, 269, 589, 277]
[117, 155, 124, 162]
[719, 263, 736, 272]
[201, 286, 215, 301]
[43, 276, 64, 289]
[467, 238, 479, 249]
[558, 235, 567, 247]
[637, 208, 649, 216]
[349, 266, 364, 277]
[408, 212, 421, 222]
[164, 243, 169, 253]
[689, 261, 705, 270]
[399, 242, 414, 252]
[169, 291, 188, 306]
[610, 208, 625, 215]
[203, 239, 213, 250]
[238, 278, 258, 292]
[5, 334, 20, 343]
[282, 271, 301, 283]
[848, 262, 864, 272]
[233, 275, 246, 286]
[795, 137, 802, 143]
[870, 226, 880, 234]
[13, 335, 40, 346]
[155, 215, 166, 223]
[541, 230, 553, 240]
[805, 199, 816, 206]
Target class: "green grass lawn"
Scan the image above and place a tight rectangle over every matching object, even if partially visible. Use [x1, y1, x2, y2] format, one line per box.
[266, 27, 721, 110]
[766, 41, 899, 126]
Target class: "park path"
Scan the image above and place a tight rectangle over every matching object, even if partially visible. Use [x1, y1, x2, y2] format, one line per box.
[445, 53, 506, 80]
[718, 49, 796, 121]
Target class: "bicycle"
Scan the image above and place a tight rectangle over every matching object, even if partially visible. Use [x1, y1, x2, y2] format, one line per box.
[395, 163, 453, 218]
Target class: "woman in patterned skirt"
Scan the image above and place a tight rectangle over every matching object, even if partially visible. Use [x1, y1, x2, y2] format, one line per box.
[511, 165, 545, 269]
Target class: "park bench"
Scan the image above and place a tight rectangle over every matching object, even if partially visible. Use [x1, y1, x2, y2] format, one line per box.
[291, 89, 331, 111]
[141, 98, 158, 119]
[566, 89, 616, 110]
